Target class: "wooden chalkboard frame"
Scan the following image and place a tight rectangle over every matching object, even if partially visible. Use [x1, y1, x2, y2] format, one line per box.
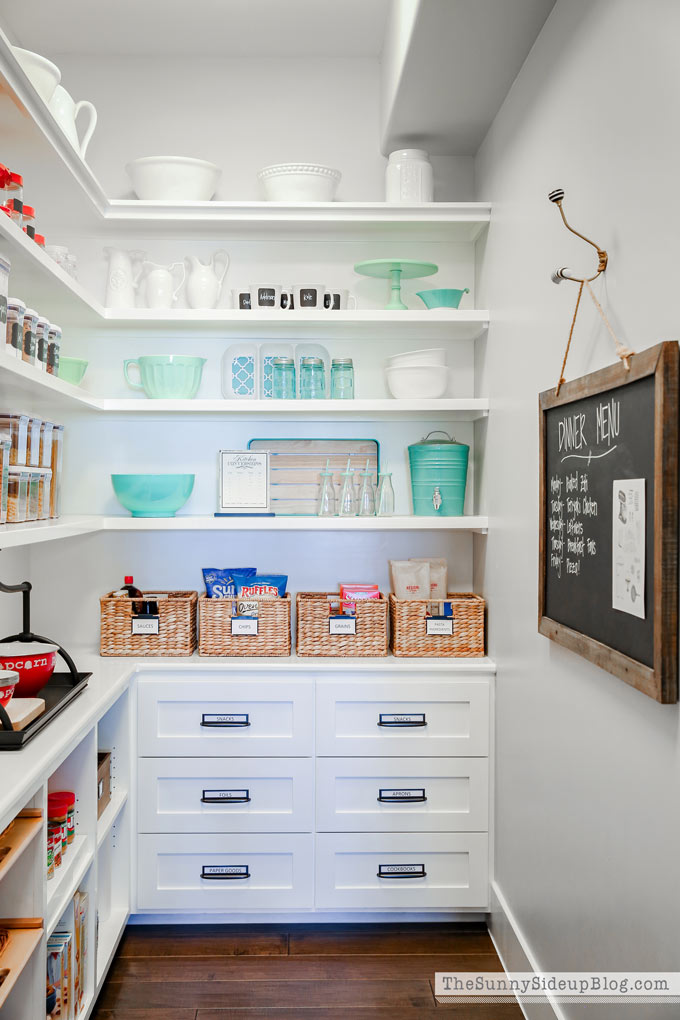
[539, 341, 679, 704]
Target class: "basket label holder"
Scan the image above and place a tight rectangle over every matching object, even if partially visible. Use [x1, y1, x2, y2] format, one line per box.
[426, 617, 453, 636]
[231, 617, 258, 636]
[132, 615, 160, 635]
[329, 615, 356, 635]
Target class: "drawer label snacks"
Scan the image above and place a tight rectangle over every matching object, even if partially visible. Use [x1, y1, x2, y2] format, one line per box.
[201, 713, 251, 727]
[426, 617, 454, 636]
[201, 864, 250, 879]
[201, 789, 251, 803]
[378, 712, 427, 727]
[378, 788, 427, 802]
[378, 863, 427, 879]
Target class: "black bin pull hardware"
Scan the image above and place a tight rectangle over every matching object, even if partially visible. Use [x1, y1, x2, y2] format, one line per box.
[377, 863, 426, 879]
[378, 712, 426, 728]
[201, 864, 250, 880]
[201, 788, 251, 804]
[377, 788, 427, 803]
[201, 712, 250, 728]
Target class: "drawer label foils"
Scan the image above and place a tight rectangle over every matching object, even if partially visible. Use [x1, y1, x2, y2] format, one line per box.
[201, 713, 251, 727]
[378, 863, 427, 879]
[201, 788, 251, 803]
[201, 864, 250, 879]
[131, 615, 160, 635]
[426, 617, 454, 636]
[378, 788, 427, 802]
[378, 712, 427, 727]
[329, 615, 356, 635]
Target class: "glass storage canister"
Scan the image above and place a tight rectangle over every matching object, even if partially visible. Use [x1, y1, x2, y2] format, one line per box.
[50, 424, 64, 518]
[385, 148, 434, 203]
[22, 306, 38, 365]
[26, 417, 42, 466]
[5, 172, 23, 222]
[272, 356, 296, 399]
[299, 356, 326, 399]
[0, 413, 29, 465]
[0, 439, 9, 525]
[35, 317, 50, 372]
[26, 467, 45, 521]
[47, 323, 62, 375]
[39, 421, 54, 467]
[0, 255, 9, 334]
[37, 467, 52, 520]
[330, 358, 354, 400]
[7, 466, 29, 522]
[6, 298, 25, 359]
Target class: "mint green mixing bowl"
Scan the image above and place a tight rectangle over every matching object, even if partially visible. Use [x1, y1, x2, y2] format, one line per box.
[416, 288, 470, 309]
[58, 357, 88, 385]
[123, 355, 206, 398]
[111, 474, 195, 517]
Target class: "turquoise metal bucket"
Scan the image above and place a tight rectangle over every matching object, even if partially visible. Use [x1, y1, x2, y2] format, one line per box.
[408, 431, 469, 516]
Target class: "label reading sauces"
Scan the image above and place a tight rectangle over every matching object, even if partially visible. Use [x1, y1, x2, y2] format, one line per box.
[426, 618, 454, 636]
[131, 616, 160, 635]
[329, 615, 356, 635]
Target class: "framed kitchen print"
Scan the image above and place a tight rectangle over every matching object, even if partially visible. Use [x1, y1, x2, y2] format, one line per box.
[217, 450, 271, 515]
[538, 341, 679, 703]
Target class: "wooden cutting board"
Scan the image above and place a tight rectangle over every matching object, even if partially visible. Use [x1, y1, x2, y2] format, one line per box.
[248, 438, 379, 515]
[6, 699, 45, 731]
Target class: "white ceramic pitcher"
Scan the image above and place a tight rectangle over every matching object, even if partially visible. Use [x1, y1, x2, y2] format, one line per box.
[185, 250, 230, 309]
[104, 248, 145, 308]
[136, 261, 185, 309]
[48, 85, 97, 160]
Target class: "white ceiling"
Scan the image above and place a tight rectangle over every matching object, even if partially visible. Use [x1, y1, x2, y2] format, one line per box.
[1, 0, 391, 58]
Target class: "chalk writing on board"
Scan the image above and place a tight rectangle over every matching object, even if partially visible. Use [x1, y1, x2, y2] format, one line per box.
[612, 478, 645, 619]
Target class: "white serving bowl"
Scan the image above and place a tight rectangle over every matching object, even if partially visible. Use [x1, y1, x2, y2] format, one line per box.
[125, 156, 221, 201]
[13, 47, 61, 104]
[257, 163, 341, 202]
[386, 347, 446, 369]
[386, 364, 448, 399]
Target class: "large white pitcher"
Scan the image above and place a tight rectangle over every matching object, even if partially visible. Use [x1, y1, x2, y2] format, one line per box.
[104, 248, 145, 308]
[48, 85, 97, 160]
[185, 250, 230, 309]
[136, 261, 185, 309]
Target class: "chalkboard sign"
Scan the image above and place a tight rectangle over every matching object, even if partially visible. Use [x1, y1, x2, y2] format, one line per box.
[539, 342, 679, 703]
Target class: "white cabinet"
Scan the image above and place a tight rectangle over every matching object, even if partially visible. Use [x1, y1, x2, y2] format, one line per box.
[138, 757, 314, 833]
[137, 678, 315, 756]
[137, 833, 314, 910]
[316, 679, 490, 756]
[315, 757, 488, 832]
[315, 832, 489, 910]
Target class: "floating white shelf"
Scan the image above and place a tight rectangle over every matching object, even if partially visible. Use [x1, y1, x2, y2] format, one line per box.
[96, 789, 128, 850]
[95, 907, 130, 990]
[46, 835, 94, 937]
[0, 513, 489, 548]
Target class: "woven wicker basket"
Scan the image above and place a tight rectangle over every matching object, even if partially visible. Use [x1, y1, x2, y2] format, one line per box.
[100, 590, 197, 656]
[390, 592, 485, 657]
[199, 594, 291, 656]
[296, 591, 388, 657]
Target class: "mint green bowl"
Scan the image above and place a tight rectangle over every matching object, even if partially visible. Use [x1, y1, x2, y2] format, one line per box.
[416, 288, 470, 309]
[111, 474, 195, 517]
[58, 357, 88, 385]
[123, 355, 206, 398]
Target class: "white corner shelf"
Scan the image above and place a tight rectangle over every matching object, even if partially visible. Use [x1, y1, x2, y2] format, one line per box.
[94, 906, 129, 990]
[96, 790, 128, 851]
[0, 516, 101, 549]
[46, 835, 94, 937]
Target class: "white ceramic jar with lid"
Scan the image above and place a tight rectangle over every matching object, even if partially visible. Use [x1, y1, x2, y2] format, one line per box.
[385, 149, 433, 203]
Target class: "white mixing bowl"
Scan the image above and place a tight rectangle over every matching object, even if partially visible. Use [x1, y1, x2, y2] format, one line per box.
[13, 47, 61, 104]
[126, 156, 221, 201]
[257, 163, 341, 201]
[386, 348, 447, 369]
[386, 364, 449, 399]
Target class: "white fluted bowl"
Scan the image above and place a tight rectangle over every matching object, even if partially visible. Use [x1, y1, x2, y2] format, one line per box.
[126, 156, 221, 201]
[386, 348, 447, 369]
[386, 364, 448, 399]
[257, 163, 341, 202]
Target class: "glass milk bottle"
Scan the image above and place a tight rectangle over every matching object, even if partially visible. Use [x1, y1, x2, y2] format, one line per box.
[385, 149, 434, 203]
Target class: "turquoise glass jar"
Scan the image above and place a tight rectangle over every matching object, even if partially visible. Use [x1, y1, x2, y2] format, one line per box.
[272, 357, 296, 399]
[300, 357, 326, 399]
[330, 358, 354, 399]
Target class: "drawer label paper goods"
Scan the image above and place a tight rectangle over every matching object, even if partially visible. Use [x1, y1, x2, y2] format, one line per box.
[329, 615, 356, 635]
[131, 616, 160, 635]
[426, 618, 454, 636]
[202, 789, 250, 803]
[231, 617, 258, 636]
[201, 713, 250, 727]
[378, 863, 427, 878]
[378, 712, 427, 726]
[378, 788, 427, 802]
[201, 864, 250, 879]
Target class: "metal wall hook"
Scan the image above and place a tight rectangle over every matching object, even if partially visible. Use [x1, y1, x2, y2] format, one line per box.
[548, 188, 608, 284]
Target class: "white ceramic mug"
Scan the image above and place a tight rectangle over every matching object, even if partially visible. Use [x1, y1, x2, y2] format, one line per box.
[249, 284, 290, 310]
[231, 288, 252, 310]
[48, 85, 97, 159]
[292, 284, 327, 311]
[325, 289, 357, 310]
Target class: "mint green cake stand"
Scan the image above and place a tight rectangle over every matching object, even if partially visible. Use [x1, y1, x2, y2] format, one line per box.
[354, 259, 438, 310]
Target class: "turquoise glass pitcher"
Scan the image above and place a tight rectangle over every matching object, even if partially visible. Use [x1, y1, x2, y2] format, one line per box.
[408, 431, 470, 516]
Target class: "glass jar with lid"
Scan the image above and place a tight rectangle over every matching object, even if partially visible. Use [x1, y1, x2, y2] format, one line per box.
[330, 358, 354, 399]
[22, 307, 38, 365]
[272, 356, 296, 399]
[300, 356, 326, 399]
[22, 205, 35, 239]
[385, 149, 433, 203]
[35, 317, 50, 372]
[5, 172, 23, 222]
[6, 298, 25, 359]
[47, 323, 62, 375]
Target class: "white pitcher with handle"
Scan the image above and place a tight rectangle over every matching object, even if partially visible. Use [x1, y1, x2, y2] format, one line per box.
[48, 85, 97, 160]
[185, 250, 230, 308]
[135, 261, 185, 309]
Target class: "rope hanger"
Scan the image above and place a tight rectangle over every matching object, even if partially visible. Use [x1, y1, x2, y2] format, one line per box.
[548, 188, 634, 395]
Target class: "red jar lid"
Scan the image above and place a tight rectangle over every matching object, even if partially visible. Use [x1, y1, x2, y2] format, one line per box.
[23, 205, 35, 219]
[0, 165, 9, 188]
[50, 790, 76, 806]
[8, 172, 22, 188]
[35, 233, 45, 246]
[0, 205, 10, 217]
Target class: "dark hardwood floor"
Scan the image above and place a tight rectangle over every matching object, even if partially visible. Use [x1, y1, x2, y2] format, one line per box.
[92, 923, 522, 1018]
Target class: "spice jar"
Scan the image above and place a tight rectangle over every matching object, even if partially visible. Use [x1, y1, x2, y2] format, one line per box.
[48, 823, 62, 870]
[46, 830, 55, 880]
[52, 790, 76, 845]
[22, 307, 38, 365]
[22, 205, 35, 239]
[6, 299, 25, 359]
[47, 323, 61, 375]
[35, 317, 50, 372]
[0, 413, 29, 465]
[47, 793, 70, 859]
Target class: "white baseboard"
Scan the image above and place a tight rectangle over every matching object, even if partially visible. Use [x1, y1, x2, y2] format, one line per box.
[489, 881, 567, 1020]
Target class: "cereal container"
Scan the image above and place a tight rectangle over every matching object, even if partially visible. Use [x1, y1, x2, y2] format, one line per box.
[27, 417, 42, 466]
[50, 425, 64, 518]
[26, 468, 41, 521]
[40, 421, 54, 467]
[38, 467, 52, 519]
[6, 298, 25, 359]
[7, 466, 29, 523]
[0, 413, 29, 465]
[0, 439, 9, 524]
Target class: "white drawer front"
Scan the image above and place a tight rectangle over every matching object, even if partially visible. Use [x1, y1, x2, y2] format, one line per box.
[316, 757, 488, 832]
[138, 833, 313, 910]
[316, 681, 489, 756]
[138, 757, 314, 833]
[316, 832, 488, 910]
[137, 680, 314, 756]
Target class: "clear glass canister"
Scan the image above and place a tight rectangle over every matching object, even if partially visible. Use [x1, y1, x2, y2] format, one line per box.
[0, 439, 9, 525]
[272, 357, 296, 399]
[376, 472, 395, 516]
[47, 323, 62, 375]
[50, 425, 64, 517]
[38, 467, 52, 520]
[22, 307, 38, 365]
[5, 171, 23, 222]
[27, 417, 43, 466]
[7, 466, 29, 523]
[331, 358, 354, 399]
[385, 149, 434, 203]
[26, 468, 42, 521]
[6, 299, 25, 359]
[35, 317, 50, 372]
[40, 421, 54, 467]
[0, 413, 29, 465]
[300, 356, 326, 399]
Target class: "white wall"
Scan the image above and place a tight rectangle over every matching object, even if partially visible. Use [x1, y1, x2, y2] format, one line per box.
[474, 1, 680, 1015]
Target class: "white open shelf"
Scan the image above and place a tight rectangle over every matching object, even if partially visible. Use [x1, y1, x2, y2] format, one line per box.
[45, 834, 94, 937]
[95, 906, 129, 989]
[96, 790, 128, 850]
